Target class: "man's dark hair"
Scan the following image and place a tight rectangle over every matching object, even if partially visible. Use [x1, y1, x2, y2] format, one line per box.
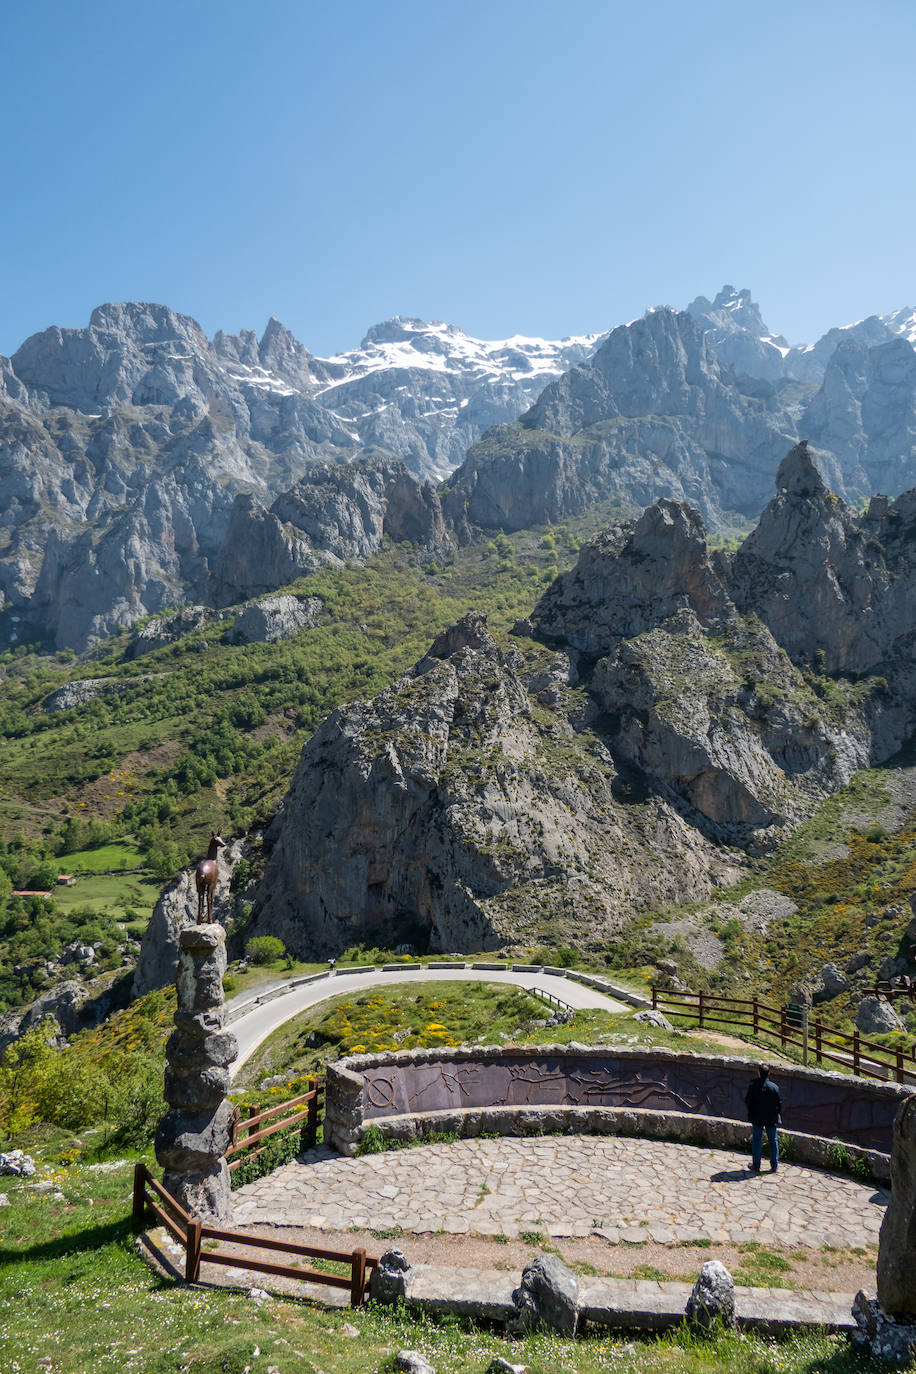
[758, 1065, 769, 1079]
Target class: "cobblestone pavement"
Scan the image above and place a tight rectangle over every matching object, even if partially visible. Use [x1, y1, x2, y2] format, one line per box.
[231, 1136, 888, 1250]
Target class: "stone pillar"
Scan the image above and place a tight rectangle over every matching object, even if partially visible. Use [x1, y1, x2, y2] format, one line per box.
[877, 1095, 916, 1318]
[154, 924, 238, 1221]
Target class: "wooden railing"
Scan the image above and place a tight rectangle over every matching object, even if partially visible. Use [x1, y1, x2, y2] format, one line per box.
[132, 1163, 376, 1304]
[226, 1080, 320, 1174]
[651, 986, 916, 1084]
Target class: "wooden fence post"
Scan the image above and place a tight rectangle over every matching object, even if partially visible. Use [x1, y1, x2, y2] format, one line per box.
[652, 985, 658, 1010]
[241, 1099, 256, 1154]
[896, 1047, 904, 1084]
[132, 1163, 147, 1228]
[698, 989, 704, 1029]
[853, 1031, 861, 1077]
[185, 1218, 202, 1284]
[305, 1078, 318, 1148]
[752, 996, 758, 1036]
[350, 1247, 367, 1307]
[814, 1019, 822, 1066]
[779, 1005, 786, 1049]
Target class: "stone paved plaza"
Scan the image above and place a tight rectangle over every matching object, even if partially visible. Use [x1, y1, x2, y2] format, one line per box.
[231, 1135, 888, 1250]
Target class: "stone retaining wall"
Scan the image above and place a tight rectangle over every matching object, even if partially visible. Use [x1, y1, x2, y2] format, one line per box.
[324, 1044, 911, 1180]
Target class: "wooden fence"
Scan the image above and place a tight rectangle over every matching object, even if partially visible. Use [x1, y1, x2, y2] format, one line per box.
[132, 1163, 376, 1304]
[651, 986, 916, 1084]
[226, 1079, 320, 1173]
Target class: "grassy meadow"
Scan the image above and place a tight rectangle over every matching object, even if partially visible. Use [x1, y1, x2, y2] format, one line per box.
[0, 1155, 872, 1374]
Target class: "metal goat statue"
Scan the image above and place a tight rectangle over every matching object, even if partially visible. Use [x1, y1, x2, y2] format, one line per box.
[195, 833, 226, 923]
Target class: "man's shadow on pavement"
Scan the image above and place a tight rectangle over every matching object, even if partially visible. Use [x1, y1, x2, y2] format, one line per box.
[710, 1167, 759, 1181]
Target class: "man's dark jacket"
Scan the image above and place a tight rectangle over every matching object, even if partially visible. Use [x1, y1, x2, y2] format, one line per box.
[745, 1076, 781, 1127]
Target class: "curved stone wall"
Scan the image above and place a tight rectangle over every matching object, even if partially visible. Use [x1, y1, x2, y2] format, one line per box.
[324, 1043, 911, 1178]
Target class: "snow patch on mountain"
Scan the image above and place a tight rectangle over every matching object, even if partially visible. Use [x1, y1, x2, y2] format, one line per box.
[315, 318, 601, 391]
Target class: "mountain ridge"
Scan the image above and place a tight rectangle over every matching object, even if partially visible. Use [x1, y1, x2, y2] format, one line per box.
[5, 287, 916, 652]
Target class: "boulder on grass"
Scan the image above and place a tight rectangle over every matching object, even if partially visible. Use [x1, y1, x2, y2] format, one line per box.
[510, 1254, 578, 1334]
[369, 1248, 414, 1304]
[857, 996, 905, 1035]
[685, 1260, 736, 1330]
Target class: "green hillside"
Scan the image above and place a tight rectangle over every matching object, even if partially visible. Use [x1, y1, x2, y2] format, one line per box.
[0, 508, 626, 1013]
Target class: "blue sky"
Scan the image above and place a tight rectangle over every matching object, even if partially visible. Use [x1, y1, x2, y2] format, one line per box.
[2, 0, 914, 357]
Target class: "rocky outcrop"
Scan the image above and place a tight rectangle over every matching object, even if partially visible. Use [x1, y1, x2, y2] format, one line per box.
[127, 606, 210, 658]
[133, 839, 244, 997]
[527, 443, 916, 838]
[42, 677, 126, 712]
[247, 611, 738, 958]
[210, 457, 451, 606]
[856, 997, 906, 1035]
[226, 594, 321, 645]
[731, 442, 916, 677]
[248, 446, 916, 957]
[0, 980, 90, 1054]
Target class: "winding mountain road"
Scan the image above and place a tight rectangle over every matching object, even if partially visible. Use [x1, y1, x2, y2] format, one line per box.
[227, 965, 637, 1077]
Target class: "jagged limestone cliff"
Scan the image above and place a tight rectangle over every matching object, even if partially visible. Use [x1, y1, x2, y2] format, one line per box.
[245, 611, 737, 957]
[245, 444, 916, 958]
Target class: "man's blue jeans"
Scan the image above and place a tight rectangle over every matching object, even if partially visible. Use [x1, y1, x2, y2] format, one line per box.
[752, 1123, 779, 1170]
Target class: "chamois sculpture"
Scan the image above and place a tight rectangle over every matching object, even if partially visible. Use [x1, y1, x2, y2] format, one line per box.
[195, 833, 225, 923]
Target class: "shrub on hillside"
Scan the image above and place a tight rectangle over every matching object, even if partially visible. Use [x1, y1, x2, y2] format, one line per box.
[245, 935, 285, 965]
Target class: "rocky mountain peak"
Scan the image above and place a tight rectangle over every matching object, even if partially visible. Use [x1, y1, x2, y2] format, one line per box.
[425, 611, 495, 661]
[532, 496, 732, 655]
[258, 316, 315, 380]
[774, 439, 828, 497]
[520, 307, 707, 437]
[85, 300, 208, 344]
[711, 285, 773, 336]
[361, 317, 437, 347]
[686, 286, 788, 381]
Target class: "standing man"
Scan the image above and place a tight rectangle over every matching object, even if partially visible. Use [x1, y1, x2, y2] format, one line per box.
[745, 1064, 781, 1173]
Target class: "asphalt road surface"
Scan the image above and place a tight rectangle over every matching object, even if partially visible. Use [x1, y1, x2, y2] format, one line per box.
[227, 965, 632, 1076]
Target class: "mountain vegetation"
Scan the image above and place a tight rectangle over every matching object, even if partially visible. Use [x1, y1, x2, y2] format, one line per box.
[3, 283, 916, 1141]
